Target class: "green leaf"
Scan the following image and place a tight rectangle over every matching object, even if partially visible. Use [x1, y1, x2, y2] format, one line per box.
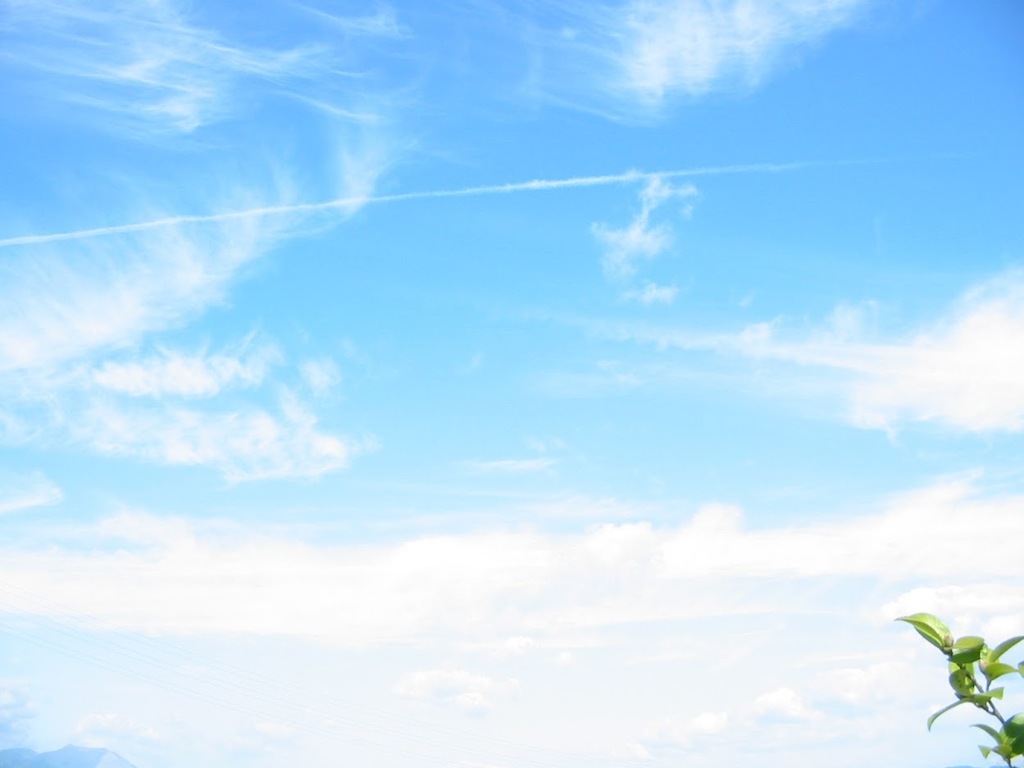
[952, 649, 984, 664]
[983, 662, 1019, 684]
[898, 613, 953, 651]
[963, 688, 1004, 706]
[988, 636, 1024, 664]
[979, 745, 992, 758]
[952, 636, 986, 664]
[955, 635, 986, 650]
[949, 668, 976, 696]
[1005, 714, 1024, 752]
[973, 723, 1003, 744]
[992, 742, 1013, 759]
[928, 699, 970, 730]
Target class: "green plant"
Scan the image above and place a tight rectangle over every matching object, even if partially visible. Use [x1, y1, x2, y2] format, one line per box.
[898, 613, 1024, 766]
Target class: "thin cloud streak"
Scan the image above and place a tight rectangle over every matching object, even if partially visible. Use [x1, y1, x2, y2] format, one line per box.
[0, 160, 853, 249]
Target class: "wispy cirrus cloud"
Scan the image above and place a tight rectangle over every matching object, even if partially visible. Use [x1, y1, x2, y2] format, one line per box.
[296, 5, 410, 40]
[512, 0, 871, 118]
[1, 0, 402, 135]
[0, 214, 286, 374]
[0, 160, 828, 251]
[0, 121, 388, 483]
[610, 0, 870, 103]
[462, 458, 558, 475]
[0, 471, 63, 516]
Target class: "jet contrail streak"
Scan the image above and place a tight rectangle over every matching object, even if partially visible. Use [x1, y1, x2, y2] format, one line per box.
[0, 161, 822, 249]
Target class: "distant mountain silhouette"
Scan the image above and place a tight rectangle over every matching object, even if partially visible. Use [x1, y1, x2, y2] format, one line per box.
[0, 746, 136, 768]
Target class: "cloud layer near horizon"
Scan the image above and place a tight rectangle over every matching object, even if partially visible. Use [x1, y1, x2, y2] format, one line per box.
[1, 477, 1018, 645]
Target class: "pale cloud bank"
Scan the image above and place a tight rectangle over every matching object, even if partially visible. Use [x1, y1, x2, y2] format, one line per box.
[0, 683, 34, 745]
[395, 669, 520, 713]
[0, 477, 1020, 645]
[643, 709, 728, 748]
[752, 687, 820, 722]
[74, 713, 163, 747]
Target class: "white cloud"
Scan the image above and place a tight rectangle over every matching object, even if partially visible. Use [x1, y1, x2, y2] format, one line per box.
[657, 480, 1024, 580]
[228, 720, 299, 754]
[1, 348, 360, 482]
[300, 358, 342, 397]
[496, 636, 539, 657]
[298, 6, 410, 40]
[624, 282, 678, 305]
[75, 713, 162, 746]
[395, 669, 519, 713]
[462, 458, 558, 474]
[0, 471, 63, 515]
[73, 392, 360, 482]
[611, 0, 868, 103]
[643, 710, 728, 747]
[0, 683, 34, 747]
[508, 1, 869, 119]
[593, 176, 696, 279]
[752, 687, 819, 722]
[0, 216, 282, 375]
[0, 202, 368, 481]
[880, 583, 1024, 642]
[91, 341, 280, 398]
[847, 274, 1024, 431]
[593, 218, 671, 279]
[814, 661, 912, 707]
[1, 478, 1021, 644]
[251, 721, 297, 742]
[600, 270, 1024, 433]
[640, 686, 833, 758]
[3, 0, 338, 134]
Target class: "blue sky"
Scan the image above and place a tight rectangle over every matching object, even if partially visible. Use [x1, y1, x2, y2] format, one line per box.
[1, 1, 1023, 766]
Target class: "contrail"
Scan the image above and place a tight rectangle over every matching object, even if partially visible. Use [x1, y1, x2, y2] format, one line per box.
[0, 160, 823, 249]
